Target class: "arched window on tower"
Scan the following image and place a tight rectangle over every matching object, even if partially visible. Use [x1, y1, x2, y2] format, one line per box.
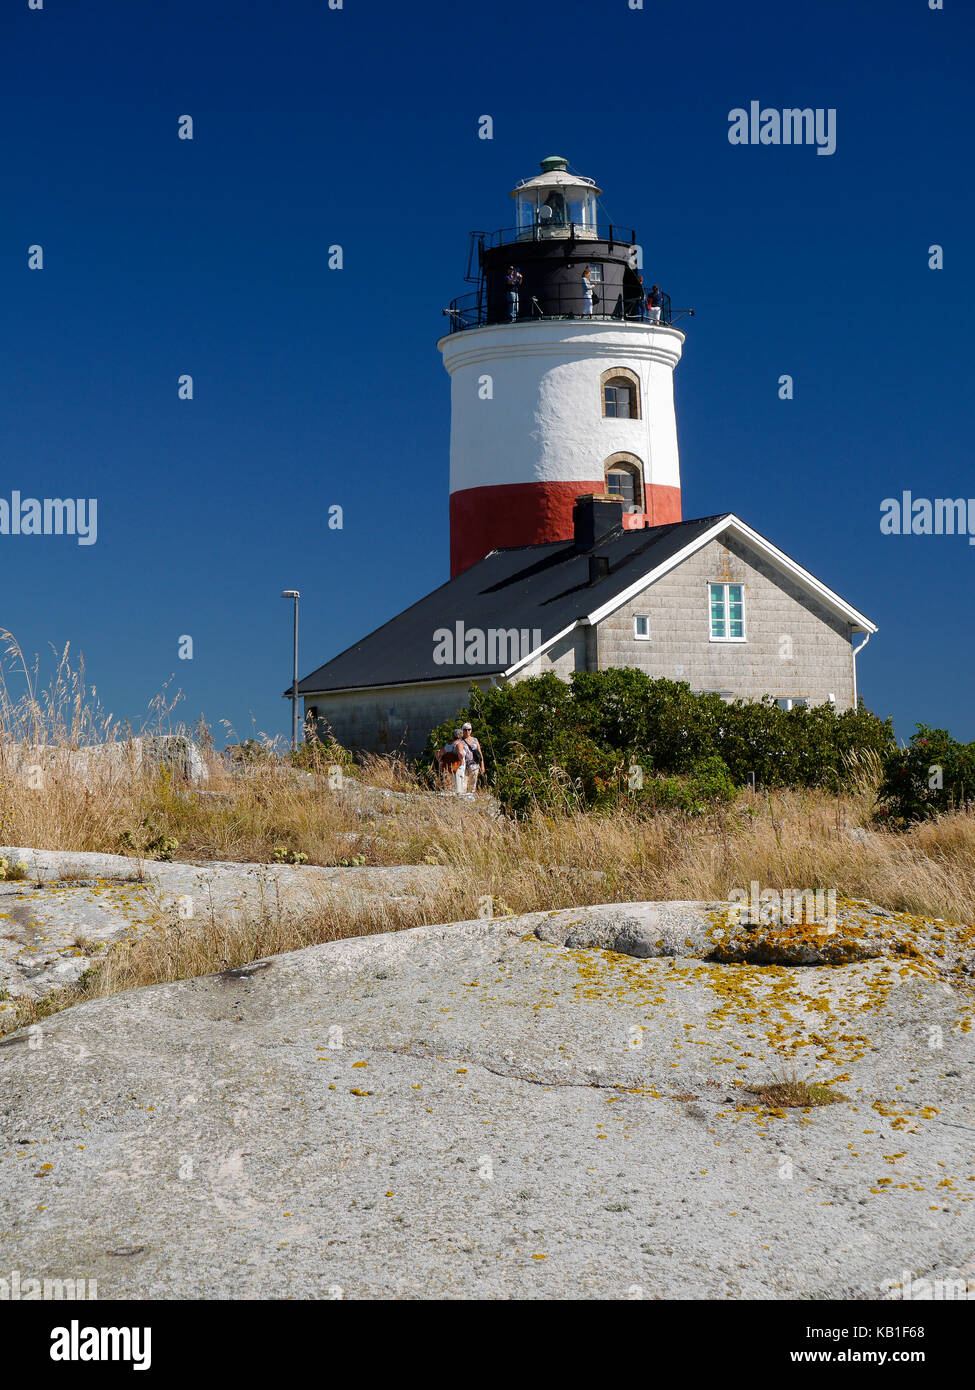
[600, 368, 641, 419]
[604, 455, 644, 509]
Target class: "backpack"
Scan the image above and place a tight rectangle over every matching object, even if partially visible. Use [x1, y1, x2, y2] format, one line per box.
[441, 741, 463, 773]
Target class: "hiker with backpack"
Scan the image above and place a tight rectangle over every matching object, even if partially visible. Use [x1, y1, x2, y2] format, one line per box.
[436, 728, 468, 796]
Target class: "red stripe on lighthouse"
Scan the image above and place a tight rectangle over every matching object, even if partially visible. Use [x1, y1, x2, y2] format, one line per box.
[449, 480, 682, 576]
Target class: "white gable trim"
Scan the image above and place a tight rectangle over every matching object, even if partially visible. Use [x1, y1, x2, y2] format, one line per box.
[585, 515, 878, 633]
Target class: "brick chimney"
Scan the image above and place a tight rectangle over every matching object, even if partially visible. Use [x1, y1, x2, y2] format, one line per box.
[572, 493, 624, 552]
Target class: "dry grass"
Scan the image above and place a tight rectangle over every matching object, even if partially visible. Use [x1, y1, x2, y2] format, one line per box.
[0, 632, 401, 863]
[2, 877, 476, 1036]
[354, 751, 421, 793]
[413, 790, 975, 926]
[2, 631, 974, 1037]
[3, 784, 974, 1040]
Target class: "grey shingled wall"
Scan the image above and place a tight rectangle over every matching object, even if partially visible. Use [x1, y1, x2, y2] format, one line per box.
[527, 532, 856, 707]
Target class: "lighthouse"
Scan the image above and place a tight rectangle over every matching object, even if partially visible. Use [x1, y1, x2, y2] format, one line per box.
[297, 151, 877, 753]
[439, 155, 686, 576]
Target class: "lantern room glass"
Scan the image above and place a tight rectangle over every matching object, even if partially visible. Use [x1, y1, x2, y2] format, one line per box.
[516, 193, 537, 234]
[567, 193, 596, 229]
[515, 186, 597, 238]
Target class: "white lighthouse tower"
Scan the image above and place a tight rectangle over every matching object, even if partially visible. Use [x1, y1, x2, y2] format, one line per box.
[438, 155, 687, 576]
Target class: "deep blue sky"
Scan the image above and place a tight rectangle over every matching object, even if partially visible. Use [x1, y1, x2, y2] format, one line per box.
[2, 0, 972, 745]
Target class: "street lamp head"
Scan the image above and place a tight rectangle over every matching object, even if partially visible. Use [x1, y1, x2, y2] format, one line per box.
[281, 589, 300, 599]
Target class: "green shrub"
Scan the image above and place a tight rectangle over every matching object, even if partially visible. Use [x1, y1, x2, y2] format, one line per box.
[421, 670, 894, 816]
[489, 729, 623, 816]
[877, 725, 975, 825]
[641, 755, 738, 815]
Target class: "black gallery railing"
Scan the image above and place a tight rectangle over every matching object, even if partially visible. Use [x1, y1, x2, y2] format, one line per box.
[443, 285, 686, 333]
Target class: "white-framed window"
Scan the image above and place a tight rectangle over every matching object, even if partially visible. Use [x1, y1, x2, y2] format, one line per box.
[775, 696, 808, 711]
[709, 582, 745, 641]
[588, 263, 604, 283]
[633, 615, 651, 641]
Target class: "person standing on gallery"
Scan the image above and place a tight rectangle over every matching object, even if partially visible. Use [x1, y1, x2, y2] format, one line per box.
[506, 265, 523, 321]
[581, 266, 595, 316]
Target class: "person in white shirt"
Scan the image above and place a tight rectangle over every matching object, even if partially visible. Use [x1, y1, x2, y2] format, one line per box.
[436, 729, 468, 794]
[581, 266, 595, 316]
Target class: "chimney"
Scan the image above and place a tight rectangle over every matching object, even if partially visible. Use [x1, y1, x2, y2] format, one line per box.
[573, 493, 623, 552]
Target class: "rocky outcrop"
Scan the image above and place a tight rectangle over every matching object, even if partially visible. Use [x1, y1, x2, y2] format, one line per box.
[0, 902, 972, 1299]
[3, 736, 208, 787]
[528, 901, 716, 956]
[0, 846, 447, 1001]
[526, 898, 970, 974]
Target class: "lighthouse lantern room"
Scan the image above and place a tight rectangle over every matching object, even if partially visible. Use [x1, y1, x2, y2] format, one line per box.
[439, 155, 688, 576]
[511, 155, 600, 240]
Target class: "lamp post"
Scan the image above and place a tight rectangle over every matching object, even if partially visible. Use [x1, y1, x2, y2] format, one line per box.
[281, 590, 300, 752]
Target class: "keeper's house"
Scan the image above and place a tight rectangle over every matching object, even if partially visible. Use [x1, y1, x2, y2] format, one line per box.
[296, 495, 876, 759]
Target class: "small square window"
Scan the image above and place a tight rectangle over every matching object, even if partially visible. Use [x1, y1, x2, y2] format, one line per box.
[634, 615, 651, 640]
[588, 264, 604, 283]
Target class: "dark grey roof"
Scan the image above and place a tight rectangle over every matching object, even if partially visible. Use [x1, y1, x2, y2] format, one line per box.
[294, 515, 731, 695]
